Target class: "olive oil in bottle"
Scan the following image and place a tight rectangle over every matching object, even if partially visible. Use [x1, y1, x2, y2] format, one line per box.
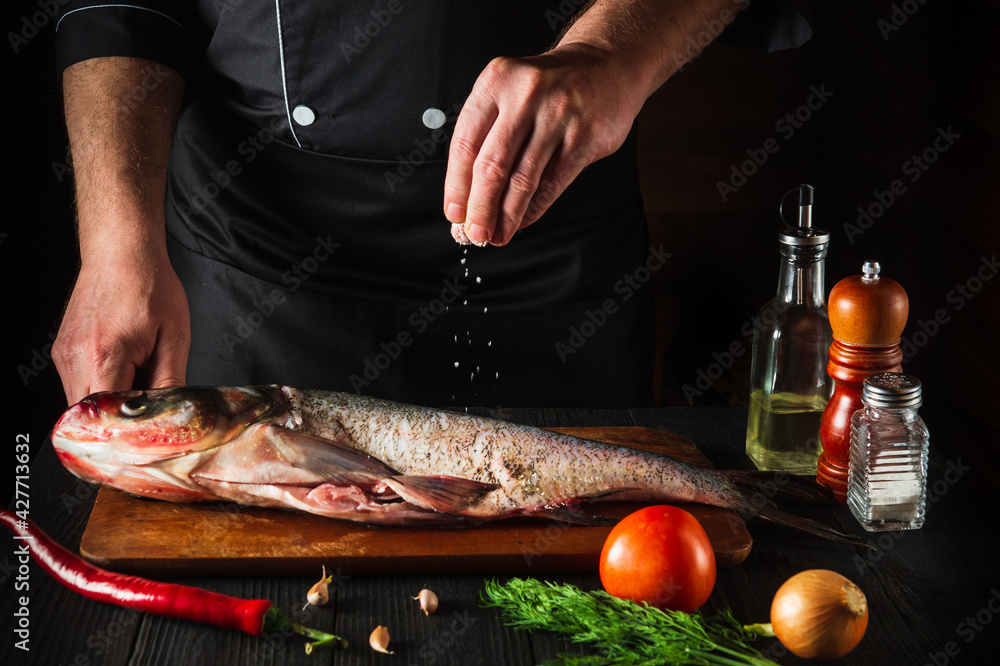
[745, 185, 833, 474]
[746, 390, 827, 474]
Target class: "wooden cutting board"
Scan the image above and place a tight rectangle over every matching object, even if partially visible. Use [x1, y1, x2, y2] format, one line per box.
[79, 427, 751, 576]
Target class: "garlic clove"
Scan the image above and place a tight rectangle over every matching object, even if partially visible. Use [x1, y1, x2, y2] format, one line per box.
[369, 625, 394, 654]
[412, 588, 439, 616]
[303, 565, 333, 610]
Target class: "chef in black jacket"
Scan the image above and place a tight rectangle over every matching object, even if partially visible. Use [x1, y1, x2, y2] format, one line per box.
[51, 1, 809, 409]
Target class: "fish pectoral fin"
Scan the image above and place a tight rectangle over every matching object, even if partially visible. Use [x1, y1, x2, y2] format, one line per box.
[262, 425, 401, 485]
[381, 475, 499, 514]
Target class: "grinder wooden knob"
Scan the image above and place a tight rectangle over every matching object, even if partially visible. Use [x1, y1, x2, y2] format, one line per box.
[828, 261, 909, 345]
[817, 261, 909, 502]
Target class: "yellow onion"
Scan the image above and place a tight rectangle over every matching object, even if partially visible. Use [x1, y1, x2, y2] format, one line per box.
[770, 569, 868, 661]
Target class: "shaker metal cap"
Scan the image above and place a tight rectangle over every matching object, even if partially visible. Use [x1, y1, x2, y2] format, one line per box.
[862, 372, 923, 409]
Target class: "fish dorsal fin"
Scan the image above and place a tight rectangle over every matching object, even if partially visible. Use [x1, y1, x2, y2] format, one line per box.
[382, 475, 499, 514]
[263, 425, 400, 485]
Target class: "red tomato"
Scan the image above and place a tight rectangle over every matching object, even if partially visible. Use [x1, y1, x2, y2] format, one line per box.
[599, 505, 716, 613]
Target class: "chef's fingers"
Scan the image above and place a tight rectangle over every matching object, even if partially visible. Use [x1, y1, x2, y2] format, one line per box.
[461, 103, 546, 246]
[147, 323, 190, 391]
[519, 141, 592, 231]
[444, 85, 500, 236]
[52, 336, 137, 406]
[486, 113, 571, 247]
[86, 360, 138, 402]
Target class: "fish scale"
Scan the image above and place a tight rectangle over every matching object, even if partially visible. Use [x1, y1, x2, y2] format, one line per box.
[50, 385, 865, 543]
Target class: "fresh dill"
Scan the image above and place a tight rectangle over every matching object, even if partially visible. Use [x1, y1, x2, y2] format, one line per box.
[482, 578, 779, 666]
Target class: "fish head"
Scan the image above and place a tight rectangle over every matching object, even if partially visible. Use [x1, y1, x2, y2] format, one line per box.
[51, 385, 288, 501]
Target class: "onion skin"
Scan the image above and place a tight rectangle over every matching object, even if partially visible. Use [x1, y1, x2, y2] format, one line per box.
[770, 569, 869, 661]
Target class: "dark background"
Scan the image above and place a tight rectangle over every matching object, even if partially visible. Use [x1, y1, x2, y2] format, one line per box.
[4, 1, 998, 503]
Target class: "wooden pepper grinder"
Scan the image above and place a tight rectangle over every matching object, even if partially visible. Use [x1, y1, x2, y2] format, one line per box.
[817, 261, 908, 502]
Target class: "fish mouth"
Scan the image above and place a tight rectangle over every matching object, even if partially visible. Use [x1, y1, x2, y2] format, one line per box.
[76, 396, 100, 419]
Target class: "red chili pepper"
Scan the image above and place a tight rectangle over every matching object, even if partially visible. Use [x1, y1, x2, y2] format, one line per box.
[1, 508, 345, 653]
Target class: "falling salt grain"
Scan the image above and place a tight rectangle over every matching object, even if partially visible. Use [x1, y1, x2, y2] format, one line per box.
[454, 361, 460, 368]
[476, 276, 481, 284]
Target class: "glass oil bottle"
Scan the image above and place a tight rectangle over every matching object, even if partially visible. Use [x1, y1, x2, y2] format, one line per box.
[746, 185, 833, 474]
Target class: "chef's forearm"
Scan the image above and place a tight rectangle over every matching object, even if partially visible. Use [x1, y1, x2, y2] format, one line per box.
[62, 56, 184, 263]
[558, 0, 745, 99]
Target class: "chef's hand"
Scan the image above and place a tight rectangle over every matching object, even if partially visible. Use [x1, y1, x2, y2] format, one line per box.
[53, 56, 187, 405]
[52, 247, 190, 406]
[444, 43, 642, 246]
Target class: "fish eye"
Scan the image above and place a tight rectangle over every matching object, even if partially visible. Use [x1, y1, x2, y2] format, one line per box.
[121, 398, 148, 417]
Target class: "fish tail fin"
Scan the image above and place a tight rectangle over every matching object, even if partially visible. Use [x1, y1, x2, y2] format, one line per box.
[718, 471, 872, 549]
[747, 502, 872, 548]
[723, 470, 836, 505]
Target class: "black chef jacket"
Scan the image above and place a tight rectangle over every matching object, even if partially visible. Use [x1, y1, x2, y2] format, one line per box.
[55, 1, 809, 408]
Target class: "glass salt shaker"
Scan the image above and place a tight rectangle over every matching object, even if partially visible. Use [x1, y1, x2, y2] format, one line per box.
[848, 372, 930, 531]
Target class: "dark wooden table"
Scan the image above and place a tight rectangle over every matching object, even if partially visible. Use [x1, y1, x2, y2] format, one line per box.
[3, 406, 997, 665]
